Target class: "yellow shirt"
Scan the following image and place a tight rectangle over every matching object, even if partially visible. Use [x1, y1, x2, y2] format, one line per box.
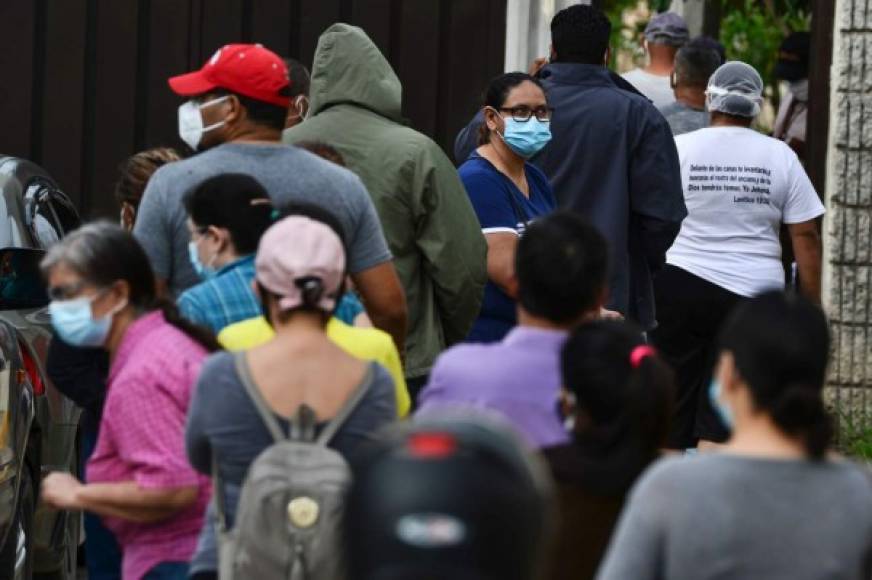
[218, 316, 410, 417]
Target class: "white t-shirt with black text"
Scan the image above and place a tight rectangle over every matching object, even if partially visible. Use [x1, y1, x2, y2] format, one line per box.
[667, 126, 825, 297]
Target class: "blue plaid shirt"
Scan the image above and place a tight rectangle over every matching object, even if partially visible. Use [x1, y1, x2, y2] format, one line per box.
[178, 255, 260, 334]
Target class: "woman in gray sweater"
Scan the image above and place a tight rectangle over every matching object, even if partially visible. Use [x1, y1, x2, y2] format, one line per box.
[597, 291, 872, 580]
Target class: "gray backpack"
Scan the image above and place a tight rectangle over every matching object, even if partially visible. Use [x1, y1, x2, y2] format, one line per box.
[214, 353, 373, 580]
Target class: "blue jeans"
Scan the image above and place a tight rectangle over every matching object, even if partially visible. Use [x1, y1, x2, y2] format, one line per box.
[81, 429, 123, 580]
[143, 561, 190, 579]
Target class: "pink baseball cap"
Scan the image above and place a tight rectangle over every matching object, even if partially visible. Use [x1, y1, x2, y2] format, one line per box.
[168, 44, 290, 108]
[255, 216, 346, 312]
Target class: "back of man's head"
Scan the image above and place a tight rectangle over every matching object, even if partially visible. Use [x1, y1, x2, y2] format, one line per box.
[550, 5, 611, 65]
[516, 211, 609, 324]
[674, 45, 723, 88]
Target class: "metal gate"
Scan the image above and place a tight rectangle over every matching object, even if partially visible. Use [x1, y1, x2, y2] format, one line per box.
[0, 0, 506, 217]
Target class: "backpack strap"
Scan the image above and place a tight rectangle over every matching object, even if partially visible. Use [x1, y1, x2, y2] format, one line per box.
[315, 364, 375, 446]
[233, 352, 286, 443]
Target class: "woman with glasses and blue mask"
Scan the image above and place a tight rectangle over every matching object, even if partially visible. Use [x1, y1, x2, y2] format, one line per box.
[38, 223, 220, 580]
[597, 291, 872, 580]
[459, 72, 556, 343]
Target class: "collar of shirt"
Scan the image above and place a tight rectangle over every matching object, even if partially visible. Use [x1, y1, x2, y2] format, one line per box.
[215, 254, 255, 277]
[502, 325, 569, 349]
[539, 63, 614, 87]
[108, 310, 165, 385]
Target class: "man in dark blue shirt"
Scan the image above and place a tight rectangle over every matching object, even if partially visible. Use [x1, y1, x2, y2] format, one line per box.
[455, 5, 686, 331]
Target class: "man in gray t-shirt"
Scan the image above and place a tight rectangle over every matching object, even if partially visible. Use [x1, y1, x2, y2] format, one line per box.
[134, 43, 408, 351]
[658, 42, 722, 136]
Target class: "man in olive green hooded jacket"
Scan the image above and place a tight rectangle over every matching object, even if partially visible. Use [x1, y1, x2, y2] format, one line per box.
[284, 24, 486, 391]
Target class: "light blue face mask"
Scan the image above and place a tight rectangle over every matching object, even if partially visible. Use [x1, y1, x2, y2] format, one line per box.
[500, 117, 552, 159]
[49, 294, 114, 348]
[188, 241, 217, 280]
[708, 379, 735, 431]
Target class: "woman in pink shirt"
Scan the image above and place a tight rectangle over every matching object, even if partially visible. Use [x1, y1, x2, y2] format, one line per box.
[39, 223, 219, 580]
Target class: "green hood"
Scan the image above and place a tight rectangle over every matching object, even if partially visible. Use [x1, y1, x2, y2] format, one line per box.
[308, 23, 403, 121]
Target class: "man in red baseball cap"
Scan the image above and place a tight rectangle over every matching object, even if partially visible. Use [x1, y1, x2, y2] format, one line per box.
[168, 43, 291, 151]
[132, 43, 409, 356]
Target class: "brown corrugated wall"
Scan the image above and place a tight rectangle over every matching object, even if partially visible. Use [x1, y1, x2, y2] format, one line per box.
[0, 0, 506, 217]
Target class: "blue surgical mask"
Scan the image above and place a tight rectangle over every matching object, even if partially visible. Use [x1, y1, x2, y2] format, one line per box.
[49, 295, 116, 348]
[708, 379, 734, 431]
[188, 241, 217, 280]
[500, 117, 552, 159]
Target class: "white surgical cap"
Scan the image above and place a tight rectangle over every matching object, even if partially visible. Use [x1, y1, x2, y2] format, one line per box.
[705, 61, 764, 118]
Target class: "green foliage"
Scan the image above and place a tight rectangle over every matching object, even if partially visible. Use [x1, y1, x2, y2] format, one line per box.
[603, 0, 645, 66]
[839, 412, 872, 461]
[719, 0, 811, 88]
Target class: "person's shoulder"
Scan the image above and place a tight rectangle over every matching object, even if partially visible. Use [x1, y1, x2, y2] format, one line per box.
[328, 319, 394, 356]
[199, 350, 236, 381]
[430, 342, 502, 381]
[218, 316, 273, 351]
[630, 453, 724, 497]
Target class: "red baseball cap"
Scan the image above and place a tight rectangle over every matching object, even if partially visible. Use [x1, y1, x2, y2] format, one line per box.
[168, 44, 290, 108]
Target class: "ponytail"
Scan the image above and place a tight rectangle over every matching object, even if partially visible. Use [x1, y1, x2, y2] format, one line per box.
[560, 321, 674, 495]
[154, 298, 222, 353]
[769, 384, 832, 460]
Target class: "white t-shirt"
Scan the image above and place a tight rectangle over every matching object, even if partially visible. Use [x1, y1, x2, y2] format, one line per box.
[667, 126, 825, 297]
[621, 69, 676, 108]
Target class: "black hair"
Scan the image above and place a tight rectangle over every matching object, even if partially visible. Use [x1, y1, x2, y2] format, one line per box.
[687, 35, 726, 65]
[515, 211, 608, 324]
[258, 202, 348, 325]
[41, 222, 221, 353]
[718, 291, 832, 459]
[477, 72, 545, 145]
[550, 4, 611, 65]
[295, 141, 346, 167]
[183, 173, 274, 255]
[210, 88, 290, 131]
[558, 320, 674, 494]
[283, 57, 311, 98]
[674, 44, 723, 88]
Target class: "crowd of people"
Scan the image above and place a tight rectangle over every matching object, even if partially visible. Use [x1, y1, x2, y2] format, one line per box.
[29, 4, 872, 580]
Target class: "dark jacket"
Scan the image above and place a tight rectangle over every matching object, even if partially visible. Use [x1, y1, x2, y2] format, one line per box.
[285, 24, 487, 377]
[543, 443, 653, 580]
[45, 334, 109, 436]
[455, 64, 686, 330]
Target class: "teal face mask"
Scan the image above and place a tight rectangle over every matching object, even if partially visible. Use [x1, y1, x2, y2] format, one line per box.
[500, 117, 552, 159]
[49, 294, 118, 348]
[188, 240, 217, 280]
[708, 379, 735, 431]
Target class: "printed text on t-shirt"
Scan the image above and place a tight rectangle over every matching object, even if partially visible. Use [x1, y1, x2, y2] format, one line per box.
[687, 164, 772, 205]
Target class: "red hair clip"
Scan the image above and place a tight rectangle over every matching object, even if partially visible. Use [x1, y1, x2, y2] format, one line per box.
[630, 345, 657, 368]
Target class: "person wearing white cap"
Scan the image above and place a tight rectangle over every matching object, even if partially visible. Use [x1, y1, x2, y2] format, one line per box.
[185, 214, 397, 578]
[650, 61, 825, 451]
[622, 12, 690, 107]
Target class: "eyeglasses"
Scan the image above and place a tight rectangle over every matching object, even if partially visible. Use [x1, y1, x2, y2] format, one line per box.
[47, 282, 96, 302]
[499, 106, 554, 122]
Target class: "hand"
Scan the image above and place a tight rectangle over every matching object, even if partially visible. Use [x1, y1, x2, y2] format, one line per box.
[599, 308, 624, 321]
[41, 472, 83, 510]
[528, 57, 548, 77]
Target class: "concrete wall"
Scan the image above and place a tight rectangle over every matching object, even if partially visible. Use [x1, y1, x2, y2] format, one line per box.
[504, 0, 592, 72]
[825, 0, 872, 425]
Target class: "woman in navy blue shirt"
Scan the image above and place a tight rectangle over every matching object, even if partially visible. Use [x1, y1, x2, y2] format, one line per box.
[459, 72, 556, 342]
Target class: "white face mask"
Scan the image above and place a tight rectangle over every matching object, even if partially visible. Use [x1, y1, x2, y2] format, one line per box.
[177, 96, 230, 151]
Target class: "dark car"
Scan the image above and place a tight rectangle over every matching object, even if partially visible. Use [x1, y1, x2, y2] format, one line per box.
[0, 156, 82, 579]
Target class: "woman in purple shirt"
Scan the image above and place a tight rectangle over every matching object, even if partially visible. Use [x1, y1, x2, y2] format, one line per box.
[39, 223, 220, 580]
